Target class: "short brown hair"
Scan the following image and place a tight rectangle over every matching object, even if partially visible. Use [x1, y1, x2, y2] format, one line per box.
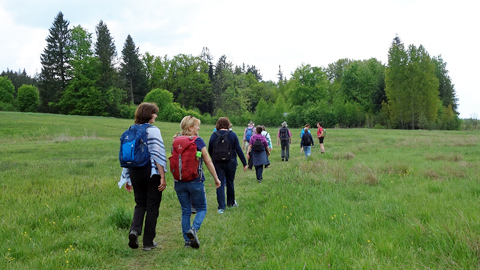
[256, 125, 263, 134]
[215, 117, 231, 130]
[134, 103, 159, 124]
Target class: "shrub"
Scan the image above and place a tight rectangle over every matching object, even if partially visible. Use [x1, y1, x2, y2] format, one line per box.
[17, 85, 39, 112]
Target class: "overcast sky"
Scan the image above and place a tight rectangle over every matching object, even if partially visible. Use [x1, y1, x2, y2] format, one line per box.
[1, 0, 478, 118]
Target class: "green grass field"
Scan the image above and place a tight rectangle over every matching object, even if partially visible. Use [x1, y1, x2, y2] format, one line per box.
[1, 111, 480, 269]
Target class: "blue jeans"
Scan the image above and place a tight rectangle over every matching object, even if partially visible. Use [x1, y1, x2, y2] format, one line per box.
[214, 160, 238, 209]
[174, 181, 207, 242]
[303, 146, 312, 157]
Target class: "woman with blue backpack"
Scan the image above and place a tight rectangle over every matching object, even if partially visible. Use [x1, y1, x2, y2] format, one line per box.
[247, 126, 270, 183]
[118, 102, 167, 251]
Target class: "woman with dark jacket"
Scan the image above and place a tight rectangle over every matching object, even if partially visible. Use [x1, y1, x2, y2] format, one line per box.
[300, 127, 314, 157]
[208, 117, 247, 213]
[247, 126, 270, 183]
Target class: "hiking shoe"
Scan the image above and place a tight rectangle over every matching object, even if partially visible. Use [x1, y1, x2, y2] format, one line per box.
[142, 241, 157, 251]
[128, 230, 139, 249]
[218, 209, 224, 214]
[184, 241, 192, 248]
[257, 179, 262, 183]
[191, 206, 197, 214]
[187, 228, 200, 249]
[282, 158, 284, 161]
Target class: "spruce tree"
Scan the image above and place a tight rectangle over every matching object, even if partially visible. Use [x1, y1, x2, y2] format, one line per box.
[94, 20, 117, 92]
[38, 12, 71, 113]
[120, 35, 147, 104]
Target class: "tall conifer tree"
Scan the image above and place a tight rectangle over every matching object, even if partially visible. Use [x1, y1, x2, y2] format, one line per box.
[38, 12, 71, 112]
[120, 35, 147, 104]
[95, 21, 117, 92]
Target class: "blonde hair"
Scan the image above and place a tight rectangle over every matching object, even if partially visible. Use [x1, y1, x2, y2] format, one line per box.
[180, 115, 201, 136]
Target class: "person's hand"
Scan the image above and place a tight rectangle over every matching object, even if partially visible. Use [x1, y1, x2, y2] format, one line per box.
[300, 148, 304, 153]
[158, 178, 167, 191]
[214, 178, 221, 189]
[125, 183, 133, 193]
[246, 153, 250, 159]
[243, 165, 248, 171]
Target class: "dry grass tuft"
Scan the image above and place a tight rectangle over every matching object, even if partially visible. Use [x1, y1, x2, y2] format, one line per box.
[425, 153, 463, 162]
[424, 170, 443, 181]
[351, 163, 378, 185]
[333, 152, 355, 160]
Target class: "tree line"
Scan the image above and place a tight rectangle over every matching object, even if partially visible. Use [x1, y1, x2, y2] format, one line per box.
[0, 12, 460, 130]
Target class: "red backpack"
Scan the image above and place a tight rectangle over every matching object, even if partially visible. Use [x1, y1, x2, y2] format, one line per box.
[169, 136, 201, 181]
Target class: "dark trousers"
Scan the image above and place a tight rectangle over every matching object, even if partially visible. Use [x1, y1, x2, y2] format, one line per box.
[280, 140, 290, 160]
[129, 166, 162, 246]
[255, 165, 264, 180]
[214, 160, 238, 208]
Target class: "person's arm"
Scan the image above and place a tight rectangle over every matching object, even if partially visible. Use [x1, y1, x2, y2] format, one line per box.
[156, 162, 167, 191]
[246, 144, 252, 160]
[201, 146, 221, 188]
[277, 130, 280, 146]
[233, 134, 248, 168]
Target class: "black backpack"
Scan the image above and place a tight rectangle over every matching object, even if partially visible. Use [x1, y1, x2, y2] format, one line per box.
[251, 139, 264, 152]
[302, 132, 313, 146]
[279, 127, 289, 141]
[211, 130, 232, 162]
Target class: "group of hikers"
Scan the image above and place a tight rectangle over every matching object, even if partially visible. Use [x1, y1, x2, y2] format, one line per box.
[118, 102, 326, 251]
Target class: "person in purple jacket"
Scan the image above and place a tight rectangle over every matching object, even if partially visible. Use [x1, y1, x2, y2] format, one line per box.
[246, 126, 270, 183]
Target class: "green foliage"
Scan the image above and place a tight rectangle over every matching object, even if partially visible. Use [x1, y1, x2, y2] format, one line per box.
[95, 20, 117, 92]
[17, 85, 39, 112]
[385, 37, 440, 129]
[286, 64, 329, 107]
[120, 35, 147, 104]
[0, 76, 15, 105]
[38, 12, 71, 113]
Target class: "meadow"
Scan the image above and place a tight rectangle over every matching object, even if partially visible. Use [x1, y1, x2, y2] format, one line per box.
[1, 111, 479, 269]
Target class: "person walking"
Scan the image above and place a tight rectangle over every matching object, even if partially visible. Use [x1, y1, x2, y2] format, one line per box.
[247, 126, 270, 183]
[261, 125, 272, 168]
[317, 122, 325, 154]
[243, 121, 255, 170]
[172, 115, 221, 249]
[119, 102, 167, 251]
[300, 124, 311, 138]
[208, 117, 248, 214]
[277, 121, 292, 161]
[300, 126, 314, 157]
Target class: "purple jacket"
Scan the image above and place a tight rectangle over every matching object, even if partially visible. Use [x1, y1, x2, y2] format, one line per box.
[249, 134, 268, 149]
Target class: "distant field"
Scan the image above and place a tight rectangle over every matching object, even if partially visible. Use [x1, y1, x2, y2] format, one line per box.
[1, 111, 479, 269]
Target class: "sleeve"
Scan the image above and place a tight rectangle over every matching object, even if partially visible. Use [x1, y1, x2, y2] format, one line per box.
[262, 136, 269, 148]
[147, 126, 167, 173]
[232, 132, 247, 166]
[208, 133, 216, 156]
[196, 137, 206, 151]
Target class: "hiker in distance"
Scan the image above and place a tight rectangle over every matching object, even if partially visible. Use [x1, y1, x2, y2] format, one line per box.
[170, 115, 221, 249]
[261, 125, 272, 168]
[277, 121, 292, 161]
[247, 125, 270, 183]
[300, 124, 311, 138]
[118, 102, 167, 251]
[317, 122, 325, 154]
[300, 126, 315, 158]
[243, 121, 255, 169]
[208, 117, 248, 214]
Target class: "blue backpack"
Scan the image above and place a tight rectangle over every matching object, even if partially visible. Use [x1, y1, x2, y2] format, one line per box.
[245, 127, 253, 141]
[119, 124, 151, 168]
